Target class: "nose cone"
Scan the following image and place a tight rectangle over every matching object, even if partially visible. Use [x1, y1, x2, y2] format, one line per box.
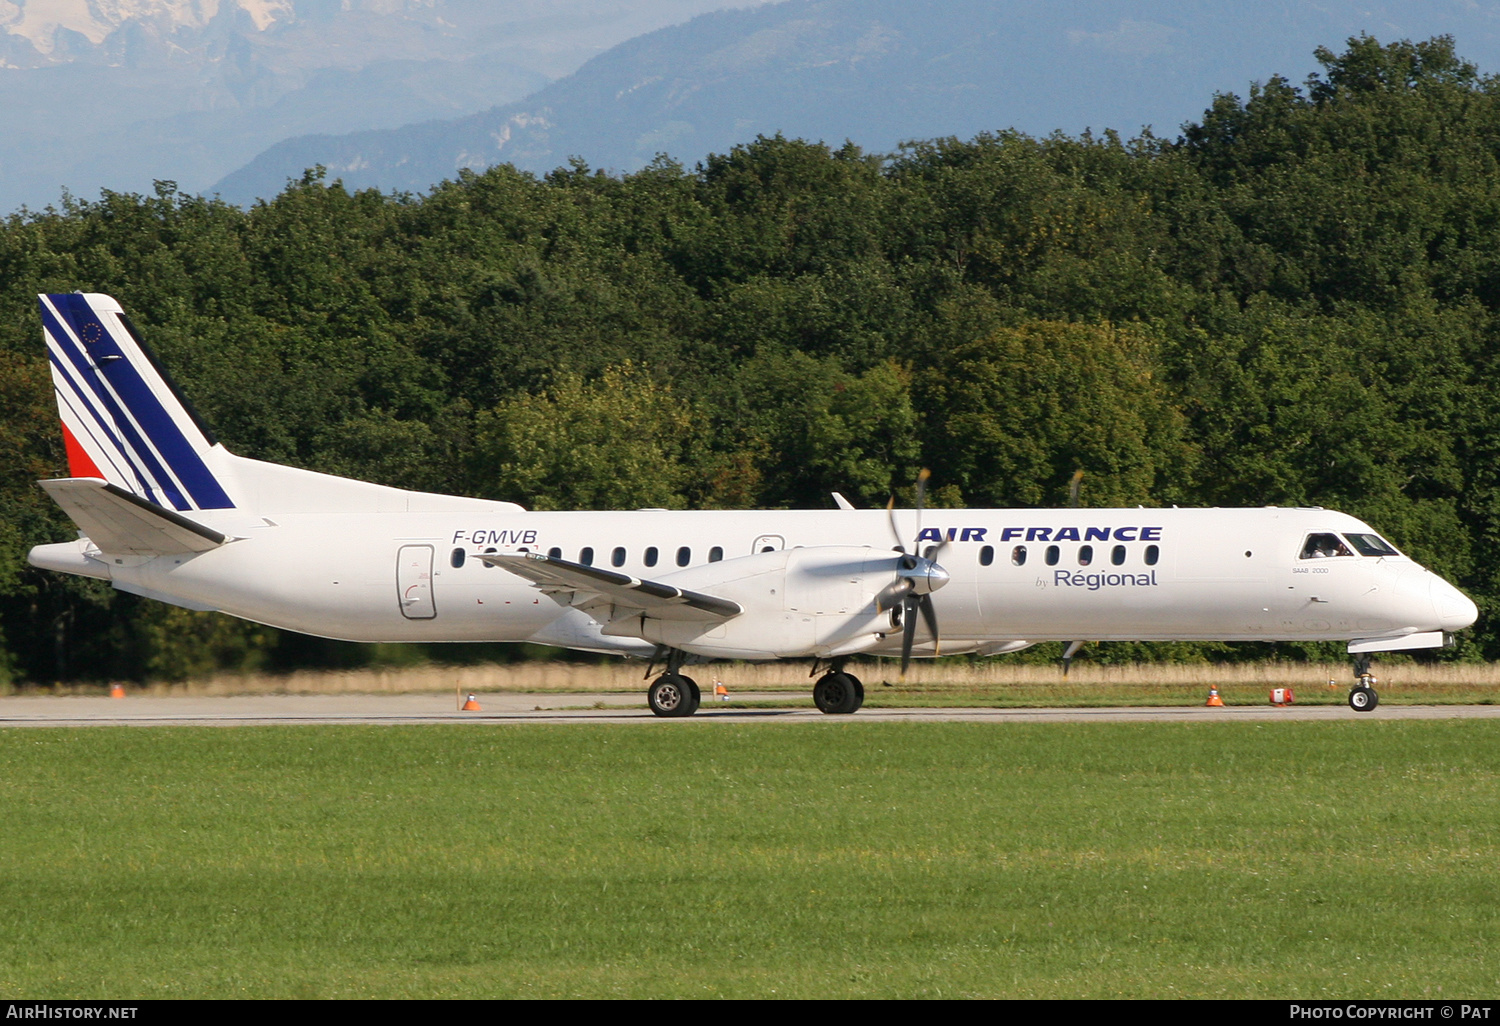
[1432, 576, 1478, 632]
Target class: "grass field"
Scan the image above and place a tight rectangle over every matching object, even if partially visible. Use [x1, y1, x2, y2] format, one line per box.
[1, 721, 1497, 998]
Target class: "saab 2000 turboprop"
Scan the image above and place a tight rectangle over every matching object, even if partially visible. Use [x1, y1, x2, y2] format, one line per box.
[26, 293, 1478, 715]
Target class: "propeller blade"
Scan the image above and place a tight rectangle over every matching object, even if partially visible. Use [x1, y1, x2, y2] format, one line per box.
[918, 593, 940, 656]
[874, 576, 910, 612]
[900, 593, 919, 675]
[913, 468, 930, 545]
[886, 496, 906, 553]
[1068, 469, 1084, 509]
[1061, 639, 1086, 676]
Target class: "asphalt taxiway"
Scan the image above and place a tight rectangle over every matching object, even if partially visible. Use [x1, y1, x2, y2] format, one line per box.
[2, 693, 1499, 726]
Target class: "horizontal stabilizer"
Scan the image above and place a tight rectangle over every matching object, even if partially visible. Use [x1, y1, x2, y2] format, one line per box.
[477, 551, 742, 621]
[39, 477, 227, 556]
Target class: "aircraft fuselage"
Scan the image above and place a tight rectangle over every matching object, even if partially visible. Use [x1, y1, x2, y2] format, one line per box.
[31, 502, 1475, 659]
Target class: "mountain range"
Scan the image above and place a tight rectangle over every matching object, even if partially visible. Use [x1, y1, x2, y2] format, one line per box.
[8, 1, 1500, 214]
[0, 0, 766, 214]
[214, 0, 1500, 204]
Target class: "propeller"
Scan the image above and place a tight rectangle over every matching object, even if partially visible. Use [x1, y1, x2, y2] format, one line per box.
[877, 469, 951, 675]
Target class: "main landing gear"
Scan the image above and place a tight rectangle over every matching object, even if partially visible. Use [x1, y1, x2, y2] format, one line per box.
[645, 651, 866, 717]
[647, 673, 700, 717]
[1348, 654, 1380, 713]
[646, 647, 701, 718]
[812, 658, 864, 715]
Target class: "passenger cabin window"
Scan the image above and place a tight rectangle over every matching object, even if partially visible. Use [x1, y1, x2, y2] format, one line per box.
[482, 546, 497, 568]
[1144, 544, 1159, 566]
[1078, 545, 1093, 567]
[580, 546, 595, 566]
[1111, 544, 1126, 566]
[980, 545, 995, 566]
[709, 546, 724, 562]
[1007, 545, 1022, 566]
[450, 548, 466, 569]
[1045, 545, 1060, 566]
[1345, 533, 1400, 557]
[547, 547, 562, 559]
[611, 546, 626, 567]
[644, 546, 659, 567]
[676, 546, 691, 567]
[1300, 533, 1353, 559]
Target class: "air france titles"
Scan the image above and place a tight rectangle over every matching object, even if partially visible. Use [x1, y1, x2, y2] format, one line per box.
[1006, 525, 1165, 591]
[914, 526, 1163, 544]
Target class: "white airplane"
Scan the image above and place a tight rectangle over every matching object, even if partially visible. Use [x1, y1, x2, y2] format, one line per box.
[26, 293, 1479, 715]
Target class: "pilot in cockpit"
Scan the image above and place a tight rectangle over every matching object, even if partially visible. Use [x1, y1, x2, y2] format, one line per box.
[1301, 533, 1353, 559]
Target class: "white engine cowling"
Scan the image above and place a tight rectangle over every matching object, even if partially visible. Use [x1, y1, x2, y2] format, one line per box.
[600, 545, 904, 659]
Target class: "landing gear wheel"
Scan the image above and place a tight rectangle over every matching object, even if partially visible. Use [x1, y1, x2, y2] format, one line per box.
[1348, 686, 1379, 712]
[814, 672, 861, 714]
[648, 674, 698, 717]
[844, 673, 865, 712]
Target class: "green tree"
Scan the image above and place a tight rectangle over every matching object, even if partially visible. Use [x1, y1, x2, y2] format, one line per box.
[468, 363, 703, 510]
[918, 320, 1192, 507]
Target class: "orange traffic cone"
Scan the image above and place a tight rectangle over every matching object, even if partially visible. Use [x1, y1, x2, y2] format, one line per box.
[1205, 686, 1224, 707]
[461, 693, 482, 711]
[109, 682, 125, 699]
[714, 681, 729, 701]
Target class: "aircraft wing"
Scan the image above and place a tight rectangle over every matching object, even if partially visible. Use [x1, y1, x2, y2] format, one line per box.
[476, 551, 743, 622]
[39, 477, 228, 556]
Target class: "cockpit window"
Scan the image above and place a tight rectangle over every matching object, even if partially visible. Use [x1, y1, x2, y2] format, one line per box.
[1344, 533, 1400, 557]
[1300, 533, 1353, 559]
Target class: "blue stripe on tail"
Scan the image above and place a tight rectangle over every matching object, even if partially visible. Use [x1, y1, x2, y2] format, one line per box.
[43, 295, 234, 510]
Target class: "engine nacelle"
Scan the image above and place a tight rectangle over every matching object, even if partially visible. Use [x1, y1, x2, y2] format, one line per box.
[600, 545, 904, 659]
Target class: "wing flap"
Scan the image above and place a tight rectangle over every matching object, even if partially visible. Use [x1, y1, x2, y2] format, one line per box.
[477, 551, 742, 621]
[39, 477, 227, 556]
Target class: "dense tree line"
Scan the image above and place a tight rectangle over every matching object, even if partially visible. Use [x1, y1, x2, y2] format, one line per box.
[2, 36, 1497, 682]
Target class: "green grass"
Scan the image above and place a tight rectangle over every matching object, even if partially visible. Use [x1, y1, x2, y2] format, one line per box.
[2, 723, 1498, 998]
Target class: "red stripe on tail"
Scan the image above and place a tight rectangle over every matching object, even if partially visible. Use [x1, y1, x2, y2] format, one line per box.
[61, 421, 104, 479]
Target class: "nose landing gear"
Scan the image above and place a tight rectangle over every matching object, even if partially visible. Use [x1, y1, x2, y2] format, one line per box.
[1348, 654, 1379, 712]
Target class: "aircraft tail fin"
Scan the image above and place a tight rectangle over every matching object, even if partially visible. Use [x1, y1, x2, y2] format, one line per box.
[40, 293, 237, 512]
